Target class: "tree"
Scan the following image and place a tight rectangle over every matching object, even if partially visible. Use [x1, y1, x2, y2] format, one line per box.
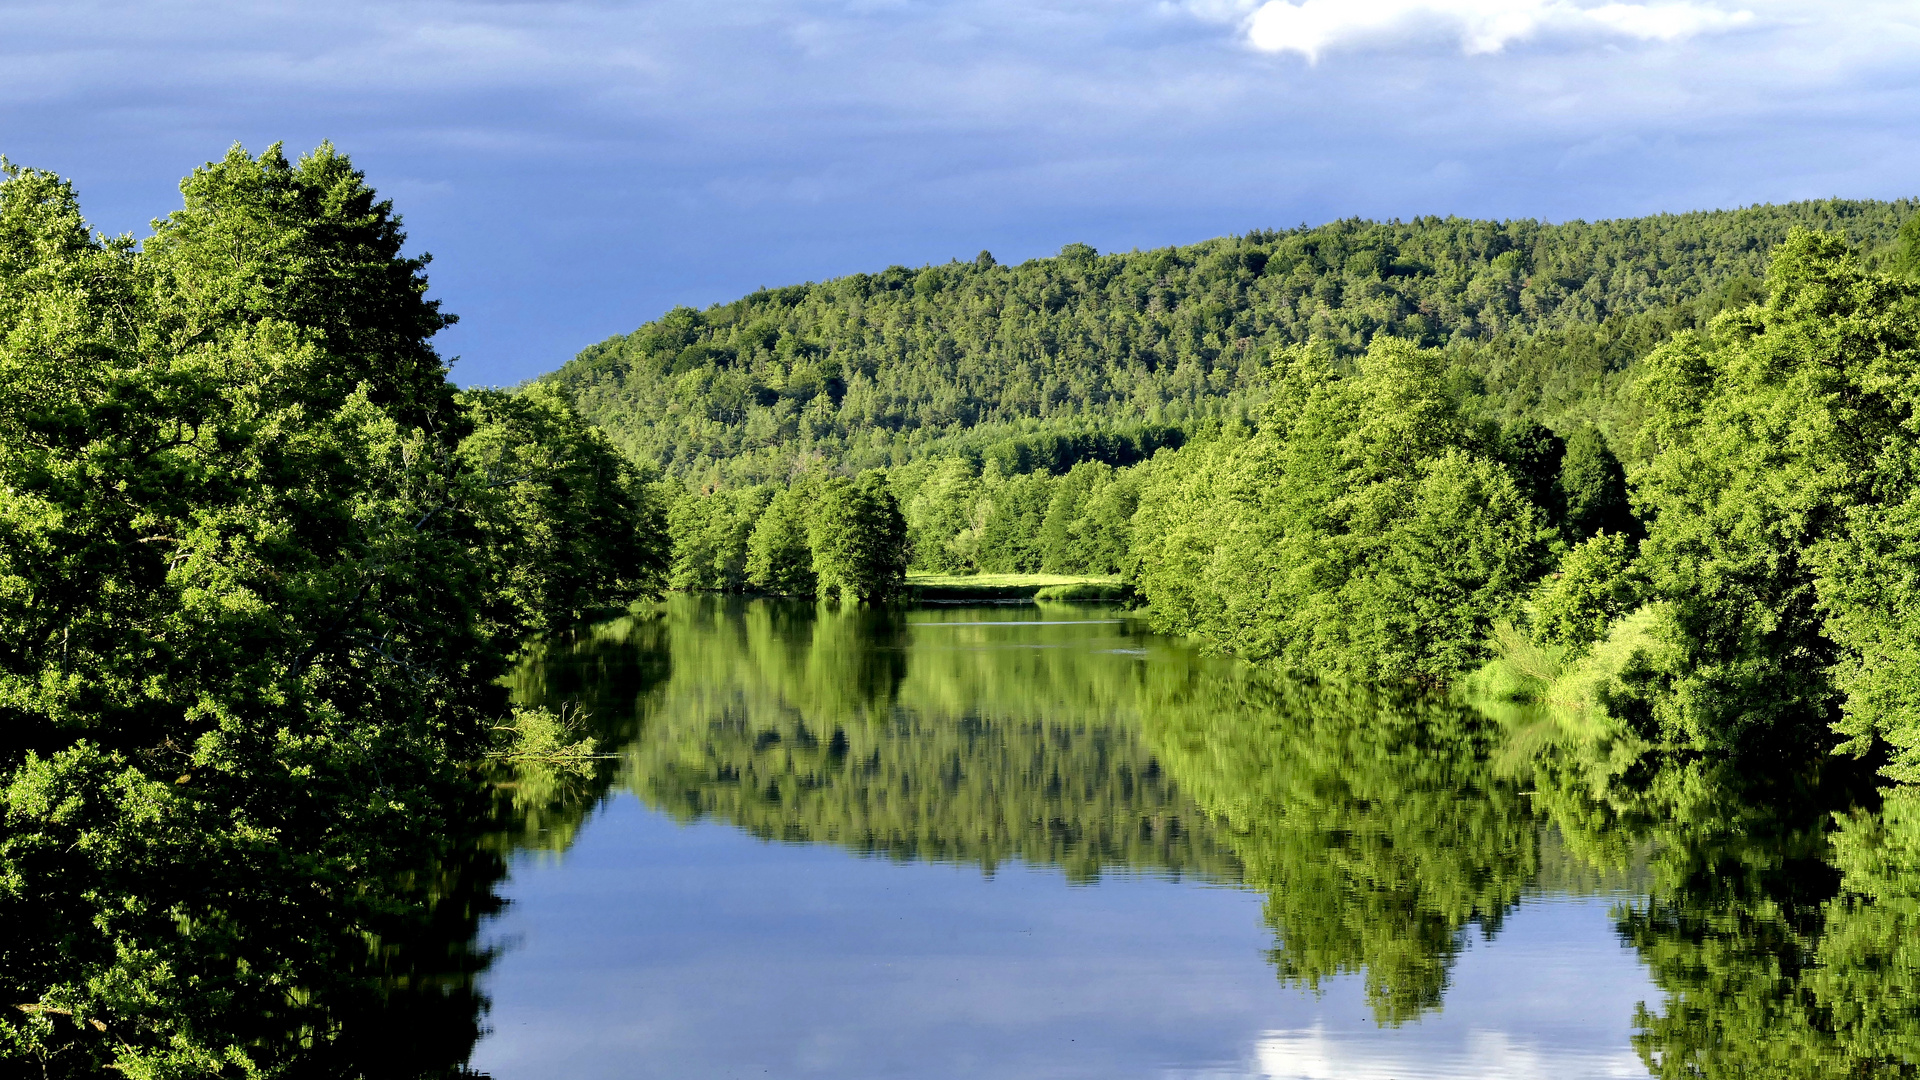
[456, 382, 667, 638]
[1494, 418, 1565, 528]
[0, 145, 669, 1075]
[902, 457, 981, 572]
[1131, 339, 1551, 682]
[1893, 212, 1920, 279]
[810, 472, 910, 604]
[1531, 531, 1645, 652]
[1559, 426, 1635, 541]
[667, 485, 769, 591]
[974, 468, 1055, 573]
[549, 199, 1915, 488]
[747, 484, 817, 596]
[1631, 230, 1920, 766]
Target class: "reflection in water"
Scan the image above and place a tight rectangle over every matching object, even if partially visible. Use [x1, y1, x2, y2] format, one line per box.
[515, 598, 1234, 881]
[10, 598, 1913, 1076]
[1143, 670, 1563, 1025]
[1252, 1024, 1647, 1080]
[490, 597, 1919, 1076]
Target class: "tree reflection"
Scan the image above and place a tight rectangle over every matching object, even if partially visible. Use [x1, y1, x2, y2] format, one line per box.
[1529, 744, 1917, 1079]
[33, 600, 1909, 1075]
[582, 596, 1234, 882]
[1139, 664, 1551, 1024]
[503, 597, 1920, 1073]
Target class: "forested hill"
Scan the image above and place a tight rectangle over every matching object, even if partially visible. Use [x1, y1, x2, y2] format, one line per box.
[549, 199, 1916, 487]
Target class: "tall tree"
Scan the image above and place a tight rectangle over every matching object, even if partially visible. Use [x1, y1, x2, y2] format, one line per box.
[1631, 229, 1920, 770]
[0, 145, 670, 1074]
[747, 484, 818, 596]
[457, 382, 668, 638]
[1559, 425, 1635, 541]
[811, 472, 910, 604]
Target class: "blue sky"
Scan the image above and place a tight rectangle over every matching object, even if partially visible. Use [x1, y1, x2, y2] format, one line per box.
[4, 0, 1918, 385]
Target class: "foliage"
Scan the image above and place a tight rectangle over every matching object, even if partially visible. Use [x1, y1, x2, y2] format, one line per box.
[1630, 230, 1920, 770]
[1130, 339, 1552, 682]
[1894, 211, 1920, 279]
[1464, 621, 1569, 703]
[457, 382, 668, 638]
[552, 202, 1916, 489]
[667, 484, 769, 592]
[886, 453, 1146, 575]
[1559, 425, 1637, 540]
[668, 472, 913, 602]
[1531, 531, 1646, 652]
[0, 145, 661, 1075]
[810, 472, 910, 604]
[746, 483, 818, 596]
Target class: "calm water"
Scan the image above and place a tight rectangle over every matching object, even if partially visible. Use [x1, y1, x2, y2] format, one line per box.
[459, 598, 1914, 1079]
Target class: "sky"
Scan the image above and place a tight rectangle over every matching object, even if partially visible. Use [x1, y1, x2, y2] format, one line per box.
[4, 0, 1918, 385]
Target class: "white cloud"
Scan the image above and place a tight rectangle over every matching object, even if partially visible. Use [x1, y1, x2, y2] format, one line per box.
[1233, 0, 1754, 59]
[1252, 1025, 1649, 1079]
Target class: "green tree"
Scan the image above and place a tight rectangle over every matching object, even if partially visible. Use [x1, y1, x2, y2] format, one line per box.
[1494, 418, 1565, 527]
[550, 200, 1914, 488]
[667, 485, 770, 591]
[902, 456, 981, 571]
[974, 468, 1056, 573]
[810, 472, 910, 604]
[1531, 531, 1646, 652]
[747, 484, 818, 596]
[457, 382, 668, 637]
[1560, 425, 1635, 541]
[1631, 230, 1920, 769]
[1132, 340, 1550, 682]
[1893, 212, 1920, 279]
[0, 145, 666, 1075]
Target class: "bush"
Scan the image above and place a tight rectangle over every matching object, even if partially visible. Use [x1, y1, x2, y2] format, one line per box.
[1531, 531, 1646, 653]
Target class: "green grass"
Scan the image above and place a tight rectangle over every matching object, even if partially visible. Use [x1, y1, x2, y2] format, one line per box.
[906, 573, 1118, 587]
[905, 572, 1124, 601]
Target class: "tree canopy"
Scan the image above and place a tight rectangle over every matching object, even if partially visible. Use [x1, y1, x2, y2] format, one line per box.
[552, 201, 1915, 489]
[0, 145, 665, 1075]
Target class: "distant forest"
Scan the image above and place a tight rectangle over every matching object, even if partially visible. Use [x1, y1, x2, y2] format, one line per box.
[553, 199, 1920, 786]
[550, 199, 1916, 488]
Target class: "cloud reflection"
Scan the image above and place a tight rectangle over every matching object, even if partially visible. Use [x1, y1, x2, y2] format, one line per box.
[1251, 1025, 1646, 1079]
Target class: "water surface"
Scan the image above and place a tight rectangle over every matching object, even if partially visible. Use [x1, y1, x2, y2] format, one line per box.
[470, 599, 1876, 1078]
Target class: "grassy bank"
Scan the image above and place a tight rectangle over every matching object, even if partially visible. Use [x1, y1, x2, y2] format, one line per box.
[905, 573, 1128, 602]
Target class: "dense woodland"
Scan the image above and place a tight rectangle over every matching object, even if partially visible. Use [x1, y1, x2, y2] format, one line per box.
[0, 147, 664, 1074]
[553, 199, 1914, 488]
[1130, 229, 1920, 780]
[606, 204, 1920, 787]
[8, 135, 1920, 1075]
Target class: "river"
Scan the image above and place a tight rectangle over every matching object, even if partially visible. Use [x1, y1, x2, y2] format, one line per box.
[442, 597, 1912, 1079]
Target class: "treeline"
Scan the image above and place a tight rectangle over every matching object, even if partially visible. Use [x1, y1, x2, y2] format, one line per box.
[1130, 337, 1635, 679]
[1130, 227, 1920, 782]
[669, 470, 910, 602]
[551, 200, 1915, 488]
[669, 455, 1144, 584]
[660, 215, 1920, 784]
[0, 147, 663, 1074]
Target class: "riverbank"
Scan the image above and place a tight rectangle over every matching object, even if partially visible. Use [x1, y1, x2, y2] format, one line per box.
[904, 573, 1129, 602]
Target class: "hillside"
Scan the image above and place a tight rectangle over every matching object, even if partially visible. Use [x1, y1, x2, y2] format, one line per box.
[548, 200, 1916, 487]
